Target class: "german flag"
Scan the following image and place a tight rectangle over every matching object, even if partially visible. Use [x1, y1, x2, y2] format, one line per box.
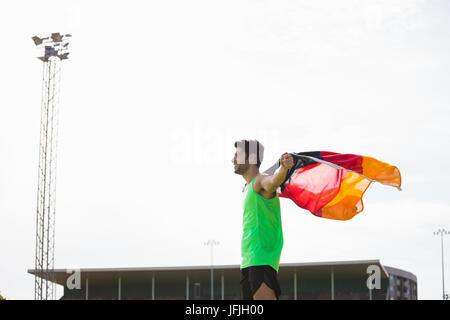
[264, 151, 402, 221]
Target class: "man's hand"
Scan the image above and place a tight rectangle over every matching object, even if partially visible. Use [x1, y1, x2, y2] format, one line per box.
[280, 152, 294, 170]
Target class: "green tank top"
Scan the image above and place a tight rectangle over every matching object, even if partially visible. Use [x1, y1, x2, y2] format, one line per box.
[241, 176, 283, 272]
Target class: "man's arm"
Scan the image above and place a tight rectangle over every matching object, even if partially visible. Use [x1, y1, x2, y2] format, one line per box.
[258, 153, 294, 193]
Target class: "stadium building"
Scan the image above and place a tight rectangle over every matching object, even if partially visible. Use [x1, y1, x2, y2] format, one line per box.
[28, 260, 417, 300]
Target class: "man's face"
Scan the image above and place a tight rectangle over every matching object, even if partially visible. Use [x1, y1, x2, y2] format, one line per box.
[232, 147, 249, 175]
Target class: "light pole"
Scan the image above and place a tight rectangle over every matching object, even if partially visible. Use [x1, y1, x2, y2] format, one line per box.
[433, 228, 448, 300]
[31, 32, 71, 300]
[203, 240, 220, 300]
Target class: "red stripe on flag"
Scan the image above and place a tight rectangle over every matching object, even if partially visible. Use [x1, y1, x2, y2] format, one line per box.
[279, 162, 348, 214]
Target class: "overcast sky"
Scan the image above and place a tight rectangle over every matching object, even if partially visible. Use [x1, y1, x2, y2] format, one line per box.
[1, 0, 449, 300]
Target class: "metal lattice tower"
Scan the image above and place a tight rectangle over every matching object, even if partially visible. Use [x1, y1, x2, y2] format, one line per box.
[32, 32, 71, 300]
[433, 228, 448, 300]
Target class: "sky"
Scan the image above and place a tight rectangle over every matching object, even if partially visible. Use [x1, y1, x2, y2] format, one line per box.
[0, 0, 449, 300]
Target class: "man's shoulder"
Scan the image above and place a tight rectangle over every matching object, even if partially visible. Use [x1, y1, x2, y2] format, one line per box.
[252, 174, 266, 192]
[253, 174, 277, 199]
[254, 173, 269, 183]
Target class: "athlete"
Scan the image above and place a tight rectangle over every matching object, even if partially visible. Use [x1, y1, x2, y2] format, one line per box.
[232, 139, 294, 300]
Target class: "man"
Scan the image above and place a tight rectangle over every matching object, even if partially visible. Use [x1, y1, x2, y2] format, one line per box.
[232, 139, 294, 300]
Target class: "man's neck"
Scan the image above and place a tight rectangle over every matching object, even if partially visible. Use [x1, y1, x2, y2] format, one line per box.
[243, 167, 260, 185]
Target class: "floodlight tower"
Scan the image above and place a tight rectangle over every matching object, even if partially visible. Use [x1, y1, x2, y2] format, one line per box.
[434, 228, 448, 300]
[203, 240, 220, 300]
[32, 32, 71, 300]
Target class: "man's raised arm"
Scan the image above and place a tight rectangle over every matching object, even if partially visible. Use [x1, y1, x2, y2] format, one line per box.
[259, 153, 294, 193]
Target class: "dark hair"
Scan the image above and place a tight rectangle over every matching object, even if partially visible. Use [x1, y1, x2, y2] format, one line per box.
[234, 139, 264, 167]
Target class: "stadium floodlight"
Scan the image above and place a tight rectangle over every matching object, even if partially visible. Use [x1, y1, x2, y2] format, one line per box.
[32, 36, 42, 46]
[44, 46, 58, 57]
[32, 32, 71, 300]
[57, 53, 69, 60]
[203, 240, 220, 300]
[32, 35, 70, 62]
[434, 228, 448, 300]
[51, 32, 63, 42]
[32, 36, 51, 46]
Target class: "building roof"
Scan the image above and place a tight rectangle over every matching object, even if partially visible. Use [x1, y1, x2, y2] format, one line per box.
[28, 259, 391, 286]
[383, 266, 417, 282]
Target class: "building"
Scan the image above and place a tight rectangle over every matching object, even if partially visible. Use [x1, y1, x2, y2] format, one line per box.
[384, 266, 418, 300]
[28, 260, 417, 300]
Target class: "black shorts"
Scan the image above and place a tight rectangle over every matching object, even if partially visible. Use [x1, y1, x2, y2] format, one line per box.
[240, 265, 281, 300]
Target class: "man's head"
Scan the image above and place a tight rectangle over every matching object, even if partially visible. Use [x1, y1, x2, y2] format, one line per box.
[232, 139, 264, 175]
